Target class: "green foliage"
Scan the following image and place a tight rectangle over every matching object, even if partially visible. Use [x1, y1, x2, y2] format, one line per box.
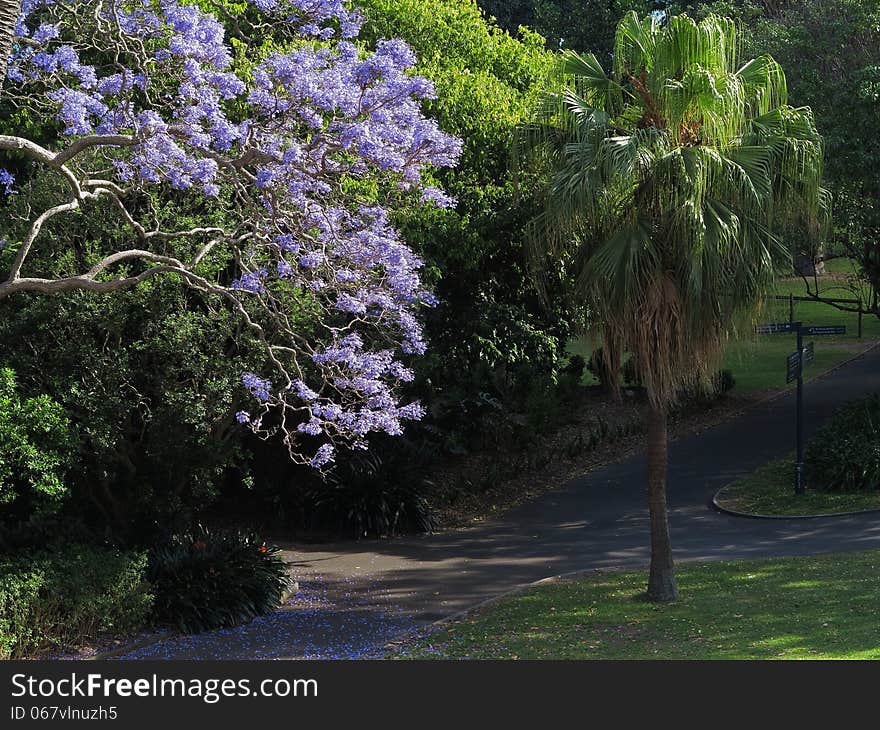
[0, 74, 298, 545]
[478, 0, 658, 58]
[148, 525, 289, 634]
[584, 347, 641, 389]
[358, 0, 570, 408]
[560, 353, 586, 380]
[307, 440, 437, 537]
[586, 347, 618, 390]
[688, 0, 880, 310]
[0, 368, 74, 531]
[0, 275, 261, 544]
[806, 394, 880, 491]
[519, 11, 825, 406]
[0, 546, 152, 659]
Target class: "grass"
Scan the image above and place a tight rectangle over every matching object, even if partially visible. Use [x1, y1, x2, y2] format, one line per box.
[398, 550, 880, 659]
[568, 263, 880, 393]
[714, 457, 880, 516]
[722, 270, 879, 392]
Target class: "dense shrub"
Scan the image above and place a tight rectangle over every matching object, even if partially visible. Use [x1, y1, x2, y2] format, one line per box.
[307, 441, 437, 538]
[0, 368, 75, 537]
[359, 0, 571, 420]
[148, 525, 290, 634]
[0, 546, 152, 659]
[560, 354, 586, 381]
[0, 279, 260, 545]
[806, 394, 880, 491]
[672, 369, 737, 414]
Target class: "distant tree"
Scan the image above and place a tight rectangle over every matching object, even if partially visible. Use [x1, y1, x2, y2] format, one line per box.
[518, 13, 825, 600]
[0, 0, 461, 467]
[686, 0, 880, 316]
[478, 0, 657, 60]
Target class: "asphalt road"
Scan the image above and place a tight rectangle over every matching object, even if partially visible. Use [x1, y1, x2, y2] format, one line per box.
[117, 344, 880, 660]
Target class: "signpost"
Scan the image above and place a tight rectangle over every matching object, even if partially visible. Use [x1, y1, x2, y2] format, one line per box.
[794, 324, 805, 494]
[755, 322, 846, 495]
[802, 341, 814, 365]
[786, 350, 801, 384]
[803, 325, 846, 337]
[755, 322, 799, 335]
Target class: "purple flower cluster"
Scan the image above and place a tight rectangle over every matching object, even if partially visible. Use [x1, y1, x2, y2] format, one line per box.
[7, 0, 461, 467]
[0, 169, 15, 195]
[242, 373, 271, 403]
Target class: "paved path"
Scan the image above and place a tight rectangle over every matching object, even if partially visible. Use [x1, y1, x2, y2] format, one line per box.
[118, 346, 880, 660]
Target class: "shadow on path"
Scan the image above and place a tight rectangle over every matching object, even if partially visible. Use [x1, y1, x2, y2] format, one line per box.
[117, 346, 880, 659]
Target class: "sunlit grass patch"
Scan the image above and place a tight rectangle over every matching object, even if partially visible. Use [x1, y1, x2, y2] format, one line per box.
[398, 551, 880, 659]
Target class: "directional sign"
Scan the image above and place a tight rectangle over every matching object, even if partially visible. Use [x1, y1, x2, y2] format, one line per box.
[803, 325, 846, 336]
[786, 350, 801, 384]
[803, 341, 814, 365]
[756, 322, 800, 334]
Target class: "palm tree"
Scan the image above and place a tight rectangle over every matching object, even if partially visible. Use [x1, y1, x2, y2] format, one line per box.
[0, 0, 21, 84]
[517, 12, 826, 601]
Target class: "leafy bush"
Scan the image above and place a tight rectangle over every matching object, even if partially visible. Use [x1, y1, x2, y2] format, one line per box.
[359, 0, 570, 426]
[672, 369, 737, 413]
[0, 368, 75, 534]
[560, 354, 586, 380]
[0, 545, 152, 659]
[148, 525, 290, 634]
[307, 441, 437, 538]
[0, 281, 260, 545]
[585, 348, 642, 388]
[806, 394, 880, 491]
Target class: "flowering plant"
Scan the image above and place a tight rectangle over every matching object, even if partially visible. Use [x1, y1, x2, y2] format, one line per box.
[0, 0, 461, 466]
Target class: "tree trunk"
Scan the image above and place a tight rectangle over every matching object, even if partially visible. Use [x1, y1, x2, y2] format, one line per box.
[645, 402, 678, 602]
[0, 0, 22, 85]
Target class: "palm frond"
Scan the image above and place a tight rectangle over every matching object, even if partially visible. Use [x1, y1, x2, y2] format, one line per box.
[515, 12, 827, 406]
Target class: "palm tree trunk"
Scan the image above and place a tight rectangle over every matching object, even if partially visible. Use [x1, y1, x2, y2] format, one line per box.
[646, 402, 678, 602]
[0, 0, 22, 85]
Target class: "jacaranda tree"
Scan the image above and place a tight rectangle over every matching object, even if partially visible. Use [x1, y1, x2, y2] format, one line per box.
[518, 12, 825, 600]
[0, 0, 461, 468]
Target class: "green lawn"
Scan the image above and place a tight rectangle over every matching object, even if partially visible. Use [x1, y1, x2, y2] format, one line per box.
[715, 457, 880, 516]
[823, 257, 865, 276]
[398, 551, 880, 659]
[723, 270, 879, 391]
[569, 264, 879, 393]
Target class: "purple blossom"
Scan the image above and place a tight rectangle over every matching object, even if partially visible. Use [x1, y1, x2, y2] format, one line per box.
[33, 23, 60, 44]
[242, 373, 271, 402]
[0, 169, 15, 195]
[232, 269, 268, 294]
[310, 443, 336, 469]
[8, 0, 460, 468]
[297, 419, 323, 436]
[292, 380, 319, 402]
[420, 186, 456, 208]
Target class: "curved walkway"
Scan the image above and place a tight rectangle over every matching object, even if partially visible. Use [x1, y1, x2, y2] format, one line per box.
[118, 346, 880, 660]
